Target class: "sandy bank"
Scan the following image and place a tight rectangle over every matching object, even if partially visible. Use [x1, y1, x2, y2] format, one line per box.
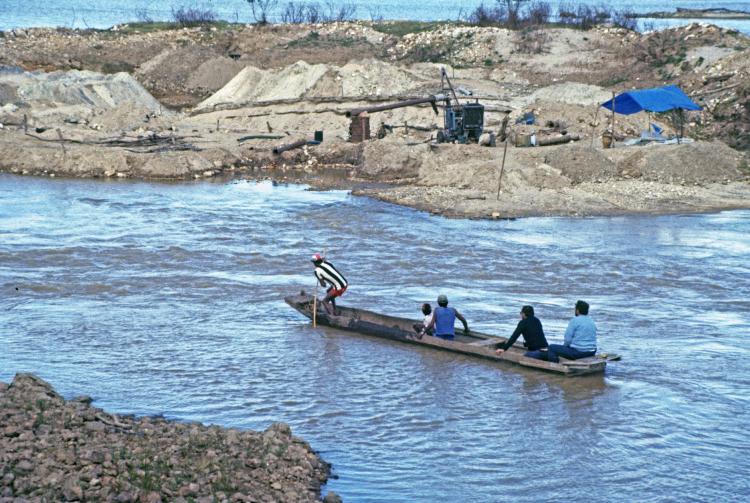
[1, 21, 749, 218]
[0, 373, 338, 502]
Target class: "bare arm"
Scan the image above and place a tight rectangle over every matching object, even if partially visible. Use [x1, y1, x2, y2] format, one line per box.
[425, 313, 436, 331]
[455, 310, 469, 333]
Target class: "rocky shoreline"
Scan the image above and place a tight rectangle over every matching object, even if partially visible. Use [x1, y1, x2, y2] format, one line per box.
[0, 374, 338, 502]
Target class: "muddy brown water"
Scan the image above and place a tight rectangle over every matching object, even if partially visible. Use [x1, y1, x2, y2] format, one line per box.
[1, 174, 749, 502]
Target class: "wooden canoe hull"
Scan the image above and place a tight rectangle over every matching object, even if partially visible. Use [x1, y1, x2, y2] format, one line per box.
[285, 292, 619, 376]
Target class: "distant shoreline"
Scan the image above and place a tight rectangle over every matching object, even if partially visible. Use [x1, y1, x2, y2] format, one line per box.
[636, 8, 750, 20]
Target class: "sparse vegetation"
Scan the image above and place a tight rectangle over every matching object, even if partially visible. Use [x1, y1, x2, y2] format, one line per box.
[279, 1, 357, 24]
[171, 6, 217, 26]
[371, 21, 447, 37]
[599, 75, 627, 87]
[463, 0, 638, 31]
[513, 28, 551, 53]
[324, 1, 357, 22]
[247, 0, 278, 25]
[287, 30, 364, 49]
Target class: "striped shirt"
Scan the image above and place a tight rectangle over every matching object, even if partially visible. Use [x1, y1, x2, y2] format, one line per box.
[314, 260, 348, 290]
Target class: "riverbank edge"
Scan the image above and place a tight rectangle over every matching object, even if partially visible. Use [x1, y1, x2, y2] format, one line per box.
[0, 373, 339, 502]
[4, 166, 750, 220]
[635, 8, 750, 20]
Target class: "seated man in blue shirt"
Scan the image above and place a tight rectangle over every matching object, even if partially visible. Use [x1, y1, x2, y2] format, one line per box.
[526, 300, 597, 363]
[424, 294, 469, 340]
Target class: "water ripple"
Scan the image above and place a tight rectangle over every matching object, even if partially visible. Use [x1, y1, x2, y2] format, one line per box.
[1, 174, 749, 502]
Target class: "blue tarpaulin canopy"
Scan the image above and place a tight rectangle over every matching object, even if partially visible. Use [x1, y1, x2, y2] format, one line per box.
[601, 85, 702, 115]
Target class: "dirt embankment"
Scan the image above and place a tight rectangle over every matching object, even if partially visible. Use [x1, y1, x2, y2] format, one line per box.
[0, 21, 749, 218]
[0, 373, 337, 502]
[352, 137, 750, 218]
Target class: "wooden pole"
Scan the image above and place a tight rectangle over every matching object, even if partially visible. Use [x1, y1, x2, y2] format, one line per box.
[496, 139, 509, 200]
[610, 92, 616, 149]
[312, 285, 318, 327]
[590, 105, 600, 148]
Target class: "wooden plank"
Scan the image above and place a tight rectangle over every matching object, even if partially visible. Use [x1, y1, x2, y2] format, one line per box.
[467, 339, 499, 347]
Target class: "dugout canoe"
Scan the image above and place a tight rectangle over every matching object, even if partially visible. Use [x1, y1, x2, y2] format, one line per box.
[285, 292, 620, 376]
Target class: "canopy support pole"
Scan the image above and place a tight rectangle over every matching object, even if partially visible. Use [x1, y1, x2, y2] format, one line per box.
[611, 92, 616, 148]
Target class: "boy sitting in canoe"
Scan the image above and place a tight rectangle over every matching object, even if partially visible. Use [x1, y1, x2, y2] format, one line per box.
[413, 303, 434, 339]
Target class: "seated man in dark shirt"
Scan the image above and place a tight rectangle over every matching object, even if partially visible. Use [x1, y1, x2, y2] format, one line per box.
[495, 305, 549, 356]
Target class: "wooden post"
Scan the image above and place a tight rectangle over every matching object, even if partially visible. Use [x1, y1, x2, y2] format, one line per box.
[312, 287, 318, 328]
[23, 114, 28, 134]
[590, 105, 600, 148]
[56, 129, 66, 158]
[496, 139, 509, 200]
[610, 92, 616, 149]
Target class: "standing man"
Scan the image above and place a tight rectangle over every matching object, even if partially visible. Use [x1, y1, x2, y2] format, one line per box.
[495, 305, 549, 356]
[311, 253, 347, 315]
[424, 294, 469, 340]
[527, 300, 597, 362]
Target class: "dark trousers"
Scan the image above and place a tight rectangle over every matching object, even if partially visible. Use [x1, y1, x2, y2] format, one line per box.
[525, 344, 595, 363]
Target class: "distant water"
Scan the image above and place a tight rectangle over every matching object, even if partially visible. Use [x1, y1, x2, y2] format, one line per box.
[1, 0, 749, 33]
[2, 174, 749, 502]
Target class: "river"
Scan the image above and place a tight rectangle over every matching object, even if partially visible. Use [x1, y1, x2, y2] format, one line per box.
[1, 0, 749, 34]
[1, 174, 749, 501]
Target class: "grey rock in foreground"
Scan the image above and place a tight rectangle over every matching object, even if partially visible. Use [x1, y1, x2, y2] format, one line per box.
[0, 373, 333, 502]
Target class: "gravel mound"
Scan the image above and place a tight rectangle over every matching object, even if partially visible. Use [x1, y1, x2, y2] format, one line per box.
[544, 145, 618, 184]
[0, 373, 331, 501]
[626, 141, 746, 184]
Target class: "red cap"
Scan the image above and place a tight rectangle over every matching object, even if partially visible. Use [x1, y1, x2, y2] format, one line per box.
[311, 253, 323, 263]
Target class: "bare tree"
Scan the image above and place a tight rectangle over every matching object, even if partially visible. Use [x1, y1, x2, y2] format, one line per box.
[323, 1, 356, 22]
[305, 3, 322, 23]
[281, 2, 306, 23]
[497, 0, 528, 28]
[247, 0, 278, 25]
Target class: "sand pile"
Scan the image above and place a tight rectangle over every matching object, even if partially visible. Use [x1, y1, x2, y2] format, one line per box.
[338, 60, 425, 97]
[0, 68, 165, 128]
[90, 104, 178, 133]
[137, 46, 237, 91]
[196, 62, 328, 109]
[0, 69, 161, 110]
[544, 145, 618, 184]
[531, 82, 612, 107]
[196, 59, 426, 111]
[615, 141, 747, 184]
